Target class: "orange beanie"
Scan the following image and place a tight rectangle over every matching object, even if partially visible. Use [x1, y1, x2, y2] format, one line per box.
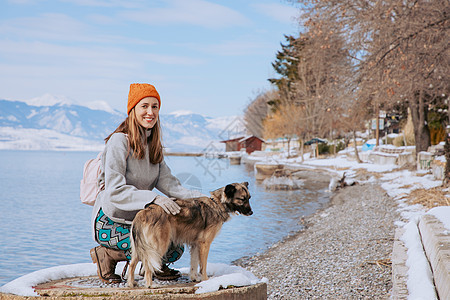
[127, 83, 161, 115]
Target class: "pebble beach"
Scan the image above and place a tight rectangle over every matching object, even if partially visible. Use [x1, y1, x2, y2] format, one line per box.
[236, 172, 399, 299]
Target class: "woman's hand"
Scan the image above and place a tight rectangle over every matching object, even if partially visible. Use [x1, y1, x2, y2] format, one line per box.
[153, 195, 181, 215]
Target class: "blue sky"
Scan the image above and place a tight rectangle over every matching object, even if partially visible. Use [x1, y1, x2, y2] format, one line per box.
[1, 0, 301, 117]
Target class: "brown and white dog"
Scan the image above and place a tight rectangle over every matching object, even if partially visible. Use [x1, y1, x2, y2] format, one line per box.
[127, 182, 253, 288]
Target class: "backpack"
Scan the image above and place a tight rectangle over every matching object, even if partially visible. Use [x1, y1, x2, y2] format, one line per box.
[80, 152, 105, 206]
[80, 135, 130, 206]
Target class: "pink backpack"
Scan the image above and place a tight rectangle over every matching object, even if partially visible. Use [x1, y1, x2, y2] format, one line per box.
[80, 152, 105, 206]
[80, 135, 130, 206]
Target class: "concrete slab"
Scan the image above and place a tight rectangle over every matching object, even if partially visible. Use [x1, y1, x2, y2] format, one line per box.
[254, 163, 283, 181]
[0, 276, 267, 299]
[419, 214, 450, 300]
[391, 227, 409, 300]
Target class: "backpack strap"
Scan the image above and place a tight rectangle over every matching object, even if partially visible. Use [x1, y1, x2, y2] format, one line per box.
[124, 133, 131, 159]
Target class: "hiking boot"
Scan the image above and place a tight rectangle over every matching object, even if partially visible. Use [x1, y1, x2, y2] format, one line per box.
[154, 264, 181, 281]
[90, 246, 128, 284]
[139, 263, 181, 281]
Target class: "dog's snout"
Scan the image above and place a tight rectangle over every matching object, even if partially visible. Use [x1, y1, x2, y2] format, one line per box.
[242, 208, 253, 216]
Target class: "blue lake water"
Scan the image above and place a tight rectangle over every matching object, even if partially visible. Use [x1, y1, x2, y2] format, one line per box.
[0, 150, 330, 287]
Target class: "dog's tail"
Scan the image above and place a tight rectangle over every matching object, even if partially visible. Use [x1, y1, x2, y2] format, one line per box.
[131, 220, 162, 273]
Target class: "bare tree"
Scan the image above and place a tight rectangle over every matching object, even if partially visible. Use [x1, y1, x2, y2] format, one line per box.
[294, 19, 354, 140]
[244, 90, 273, 138]
[339, 96, 372, 163]
[300, 0, 450, 153]
[263, 103, 306, 158]
[267, 17, 354, 147]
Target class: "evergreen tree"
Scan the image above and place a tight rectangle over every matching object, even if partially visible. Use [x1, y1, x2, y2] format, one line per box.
[268, 35, 304, 110]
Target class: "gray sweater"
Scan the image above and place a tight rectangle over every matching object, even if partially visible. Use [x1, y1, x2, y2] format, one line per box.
[91, 132, 205, 229]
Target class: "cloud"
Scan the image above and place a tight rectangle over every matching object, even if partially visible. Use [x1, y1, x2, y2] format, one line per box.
[0, 13, 92, 42]
[0, 39, 203, 70]
[0, 12, 158, 46]
[86, 13, 117, 25]
[59, 0, 143, 8]
[121, 0, 251, 29]
[189, 38, 271, 56]
[252, 2, 300, 24]
[6, 0, 39, 4]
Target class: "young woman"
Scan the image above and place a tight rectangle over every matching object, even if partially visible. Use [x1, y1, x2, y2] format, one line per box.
[90, 83, 205, 284]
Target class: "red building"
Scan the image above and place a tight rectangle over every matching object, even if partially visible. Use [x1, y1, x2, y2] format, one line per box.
[221, 136, 264, 154]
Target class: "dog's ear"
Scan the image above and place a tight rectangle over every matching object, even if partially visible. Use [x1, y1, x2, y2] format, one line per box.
[241, 182, 249, 188]
[224, 184, 237, 199]
[210, 188, 221, 199]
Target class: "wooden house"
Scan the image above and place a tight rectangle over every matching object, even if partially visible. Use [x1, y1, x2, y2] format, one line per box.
[220, 135, 264, 154]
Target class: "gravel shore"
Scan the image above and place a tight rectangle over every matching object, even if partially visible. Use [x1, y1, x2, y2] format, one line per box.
[237, 175, 399, 299]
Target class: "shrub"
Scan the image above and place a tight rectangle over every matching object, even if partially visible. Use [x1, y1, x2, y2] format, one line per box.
[318, 143, 330, 154]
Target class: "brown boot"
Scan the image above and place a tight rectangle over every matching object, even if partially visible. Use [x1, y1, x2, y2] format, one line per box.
[90, 246, 128, 284]
[154, 264, 181, 281]
[139, 263, 181, 281]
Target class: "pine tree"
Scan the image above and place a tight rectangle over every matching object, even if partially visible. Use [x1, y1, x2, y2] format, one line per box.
[268, 35, 304, 110]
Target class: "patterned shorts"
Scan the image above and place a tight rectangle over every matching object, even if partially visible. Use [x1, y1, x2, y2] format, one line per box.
[95, 208, 184, 263]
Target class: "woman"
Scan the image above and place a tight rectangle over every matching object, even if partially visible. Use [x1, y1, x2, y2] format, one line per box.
[90, 83, 204, 284]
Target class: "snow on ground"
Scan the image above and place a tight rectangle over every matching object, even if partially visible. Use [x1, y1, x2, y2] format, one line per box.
[262, 176, 304, 190]
[247, 149, 449, 300]
[0, 262, 267, 296]
[0, 127, 104, 151]
[185, 263, 267, 294]
[428, 206, 450, 231]
[0, 263, 97, 296]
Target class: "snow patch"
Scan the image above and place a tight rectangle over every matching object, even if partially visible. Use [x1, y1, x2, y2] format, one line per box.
[427, 206, 450, 231]
[262, 176, 304, 190]
[169, 110, 196, 117]
[400, 218, 438, 299]
[83, 100, 120, 114]
[0, 262, 265, 297]
[25, 93, 74, 107]
[0, 263, 97, 296]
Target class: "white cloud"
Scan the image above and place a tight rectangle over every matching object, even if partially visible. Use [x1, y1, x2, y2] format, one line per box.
[0, 12, 160, 47]
[252, 2, 300, 24]
[192, 38, 271, 56]
[59, 0, 144, 8]
[121, 0, 251, 29]
[86, 13, 117, 25]
[0, 13, 92, 42]
[143, 53, 205, 65]
[6, 0, 40, 4]
[0, 39, 202, 77]
[0, 40, 135, 68]
[1, 0, 299, 117]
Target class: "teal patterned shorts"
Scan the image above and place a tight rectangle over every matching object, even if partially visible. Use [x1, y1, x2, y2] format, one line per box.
[95, 208, 184, 263]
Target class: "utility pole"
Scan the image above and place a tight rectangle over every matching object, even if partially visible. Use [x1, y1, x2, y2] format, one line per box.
[375, 106, 380, 146]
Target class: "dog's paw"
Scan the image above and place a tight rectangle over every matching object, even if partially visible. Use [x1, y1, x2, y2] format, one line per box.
[189, 272, 201, 282]
[128, 280, 138, 288]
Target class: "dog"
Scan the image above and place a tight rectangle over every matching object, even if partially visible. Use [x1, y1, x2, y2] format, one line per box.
[127, 182, 252, 288]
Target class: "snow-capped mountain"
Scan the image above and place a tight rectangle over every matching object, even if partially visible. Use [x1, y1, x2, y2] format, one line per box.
[0, 96, 244, 152]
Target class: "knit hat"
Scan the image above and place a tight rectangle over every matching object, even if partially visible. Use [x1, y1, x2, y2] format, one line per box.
[127, 83, 161, 115]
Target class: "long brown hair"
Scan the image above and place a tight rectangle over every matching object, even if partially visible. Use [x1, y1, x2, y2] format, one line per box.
[105, 109, 164, 164]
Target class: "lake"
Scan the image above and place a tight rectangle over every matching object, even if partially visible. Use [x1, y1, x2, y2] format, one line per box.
[0, 150, 330, 286]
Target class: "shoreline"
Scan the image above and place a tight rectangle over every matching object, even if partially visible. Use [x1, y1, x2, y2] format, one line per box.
[164, 152, 203, 157]
[235, 167, 398, 299]
[232, 170, 334, 267]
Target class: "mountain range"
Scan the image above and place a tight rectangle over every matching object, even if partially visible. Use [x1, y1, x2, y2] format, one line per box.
[0, 95, 245, 152]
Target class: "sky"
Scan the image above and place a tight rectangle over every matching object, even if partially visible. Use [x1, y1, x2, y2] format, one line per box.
[0, 0, 302, 117]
